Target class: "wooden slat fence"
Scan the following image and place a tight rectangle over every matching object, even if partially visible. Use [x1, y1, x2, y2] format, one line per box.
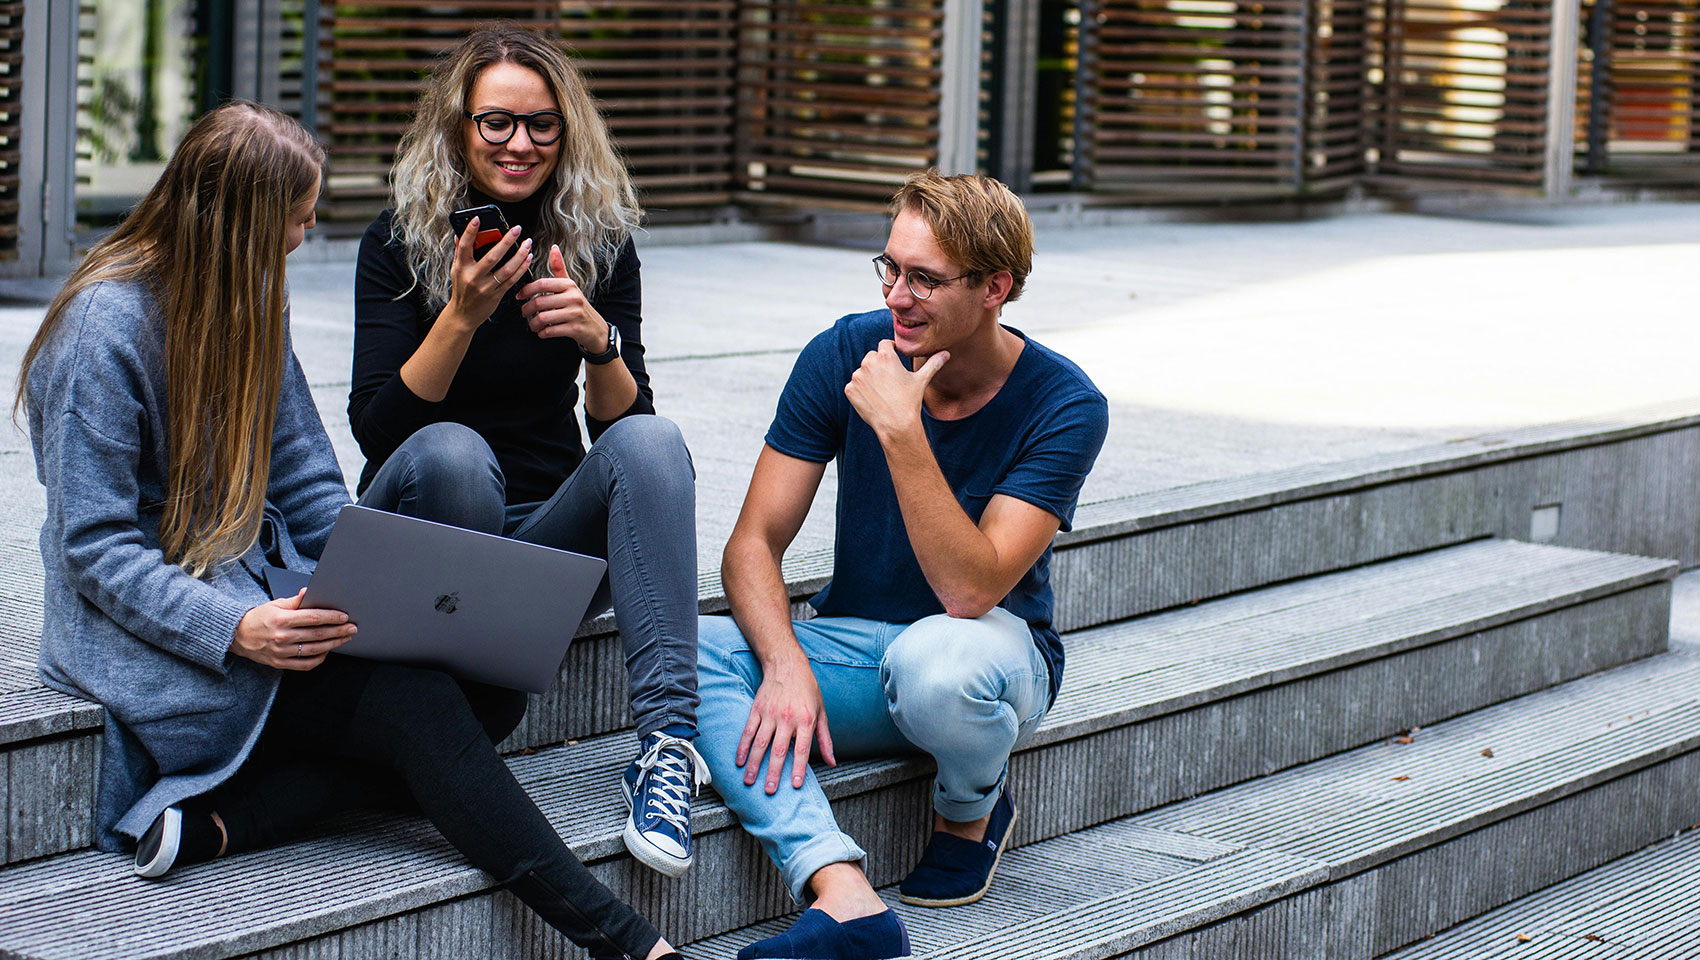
[1582, 0, 1699, 175]
[1365, 0, 1554, 187]
[316, 3, 557, 222]
[0, 1, 20, 259]
[1307, 0, 1370, 186]
[734, 0, 945, 209]
[1079, 0, 1365, 197]
[302, 0, 1698, 222]
[560, 0, 738, 214]
[317, 1, 737, 222]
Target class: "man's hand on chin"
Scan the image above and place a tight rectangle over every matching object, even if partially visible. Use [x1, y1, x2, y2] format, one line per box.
[845, 339, 949, 442]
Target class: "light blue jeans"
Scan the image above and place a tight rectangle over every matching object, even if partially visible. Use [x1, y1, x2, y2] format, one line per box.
[696, 608, 1051, 901]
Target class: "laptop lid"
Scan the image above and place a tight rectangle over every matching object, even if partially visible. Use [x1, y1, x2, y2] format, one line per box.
[296, 504, 606, 694]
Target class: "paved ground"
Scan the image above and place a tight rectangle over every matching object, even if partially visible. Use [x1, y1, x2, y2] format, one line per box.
[3, 201, 1698, 577]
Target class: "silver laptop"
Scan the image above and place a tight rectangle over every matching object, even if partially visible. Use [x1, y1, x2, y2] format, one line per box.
[265, 504, 606, 694]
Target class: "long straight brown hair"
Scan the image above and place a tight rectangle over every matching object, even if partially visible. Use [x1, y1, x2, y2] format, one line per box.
[15, 102, 325, 577]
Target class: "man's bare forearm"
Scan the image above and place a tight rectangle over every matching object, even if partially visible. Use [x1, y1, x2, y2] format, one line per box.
[722, 530, 810, 670]
[878, 424, 1005, 618]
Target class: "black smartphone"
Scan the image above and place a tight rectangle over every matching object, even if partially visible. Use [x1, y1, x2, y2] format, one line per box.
[449, 204, 512, 257]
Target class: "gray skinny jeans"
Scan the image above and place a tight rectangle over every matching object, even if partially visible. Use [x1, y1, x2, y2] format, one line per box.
[358, 416, 699, 735]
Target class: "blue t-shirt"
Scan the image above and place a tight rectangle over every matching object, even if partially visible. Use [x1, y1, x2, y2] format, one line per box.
[766, 310, 1109, 703]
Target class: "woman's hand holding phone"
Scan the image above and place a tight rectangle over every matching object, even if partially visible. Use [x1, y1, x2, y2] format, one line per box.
[444, 217, 533, 332]
[516, 244, 610, 350]
[231, 590, 357, 671]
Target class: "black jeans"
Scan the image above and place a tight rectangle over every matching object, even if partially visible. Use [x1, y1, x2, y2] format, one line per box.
[206, 656, 660, 960]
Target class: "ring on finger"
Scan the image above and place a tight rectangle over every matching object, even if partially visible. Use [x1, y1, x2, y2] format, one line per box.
[296, 643, 303, 658]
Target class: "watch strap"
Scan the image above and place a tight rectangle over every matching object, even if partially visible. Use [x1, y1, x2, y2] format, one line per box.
[582, 323, 621, 365]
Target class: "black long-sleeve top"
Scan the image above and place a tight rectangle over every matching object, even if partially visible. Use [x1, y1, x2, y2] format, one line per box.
[349, 200, 653, 505]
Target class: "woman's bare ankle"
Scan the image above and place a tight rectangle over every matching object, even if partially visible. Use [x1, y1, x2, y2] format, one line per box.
[209, 810, 228, 858]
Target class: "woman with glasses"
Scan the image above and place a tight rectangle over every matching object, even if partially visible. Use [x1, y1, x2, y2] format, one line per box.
[350, 23, 700, 960]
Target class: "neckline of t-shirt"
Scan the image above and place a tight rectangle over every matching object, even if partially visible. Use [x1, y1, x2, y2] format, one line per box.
[919, 325, 1035, 425]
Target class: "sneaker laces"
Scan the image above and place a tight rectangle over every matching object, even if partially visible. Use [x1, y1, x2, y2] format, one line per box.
[633, 734, 711, 835]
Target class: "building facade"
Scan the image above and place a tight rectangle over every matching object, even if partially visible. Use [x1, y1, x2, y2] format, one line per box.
[2, 0, 1696, 276]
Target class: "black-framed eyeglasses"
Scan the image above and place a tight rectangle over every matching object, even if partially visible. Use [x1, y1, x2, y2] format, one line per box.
[872, 254, 970, 301]
[465, 110, 566, 146]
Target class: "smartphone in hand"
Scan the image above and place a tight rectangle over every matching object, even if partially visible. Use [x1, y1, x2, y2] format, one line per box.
[449, 204, 512, 258]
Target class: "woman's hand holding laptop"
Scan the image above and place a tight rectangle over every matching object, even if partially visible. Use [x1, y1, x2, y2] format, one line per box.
[230, 590, 357, 671]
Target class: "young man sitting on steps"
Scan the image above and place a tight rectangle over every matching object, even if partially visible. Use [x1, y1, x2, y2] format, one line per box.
[695, 172, 1109, 959]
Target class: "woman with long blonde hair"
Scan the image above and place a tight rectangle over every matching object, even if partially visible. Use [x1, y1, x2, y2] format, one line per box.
[350, 22, 705, 889]
[19, 101, 686, 960]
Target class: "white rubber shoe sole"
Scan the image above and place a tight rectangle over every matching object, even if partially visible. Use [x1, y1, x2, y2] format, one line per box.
[134, 806, 183, 879]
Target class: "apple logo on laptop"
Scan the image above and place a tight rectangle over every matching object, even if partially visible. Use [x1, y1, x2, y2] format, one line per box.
[434, 592, 459, 614]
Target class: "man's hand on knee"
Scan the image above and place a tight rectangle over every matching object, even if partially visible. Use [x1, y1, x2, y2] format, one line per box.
[737, 654, 837, 793]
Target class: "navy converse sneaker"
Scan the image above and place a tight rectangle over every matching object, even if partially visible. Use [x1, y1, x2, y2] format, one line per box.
[621, 730, 710, 877]
[897, 786, 1018, 907]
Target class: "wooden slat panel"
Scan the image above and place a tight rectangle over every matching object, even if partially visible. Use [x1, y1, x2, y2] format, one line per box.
[561, 0, 739, 211]
[736, 0, 944, 206]
[317, 3, 557, 222]
[1365, 0, 1554, 188]
[317, 1, 737, 222]
[1083, 0, 1360, 195]
[1577, 0, 1699, 177]
[0, 1, 18, 259]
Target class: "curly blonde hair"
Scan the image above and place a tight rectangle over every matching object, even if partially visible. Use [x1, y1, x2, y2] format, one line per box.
[389, 23, 641, 308]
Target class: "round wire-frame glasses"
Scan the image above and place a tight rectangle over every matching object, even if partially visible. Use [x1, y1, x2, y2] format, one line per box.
[872, 254, 970, 301]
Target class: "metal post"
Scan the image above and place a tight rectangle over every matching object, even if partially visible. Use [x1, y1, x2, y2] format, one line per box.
[231, 0, 283, 106]
[199, 0, 235, 112]
[301, 0, 320, 134]
[1293, 0, 1312, 191]
[988, 0, 1039, 191]
[13, 0, 80, 277]
[1543, 0, 1580, 196]
[937, 0, 985, 175]
[1072, 0, 1096, 189]
[1582, 0, 1611, 175]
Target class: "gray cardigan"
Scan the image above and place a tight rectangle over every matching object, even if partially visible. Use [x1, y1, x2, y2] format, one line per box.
[25, 278, 349, 851]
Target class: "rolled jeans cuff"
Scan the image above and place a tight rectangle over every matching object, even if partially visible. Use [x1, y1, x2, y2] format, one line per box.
[933, 767, 1009, 823]
[781, 831, 867, 903]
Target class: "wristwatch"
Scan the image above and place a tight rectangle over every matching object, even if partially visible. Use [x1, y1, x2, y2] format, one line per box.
[582, 322, 621, 365]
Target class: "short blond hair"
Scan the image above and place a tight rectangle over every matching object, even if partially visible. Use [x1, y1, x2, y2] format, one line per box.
[890, 172, 1033, 303]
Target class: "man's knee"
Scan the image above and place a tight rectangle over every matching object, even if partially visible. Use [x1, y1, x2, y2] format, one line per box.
[880, 613, 1030, 718]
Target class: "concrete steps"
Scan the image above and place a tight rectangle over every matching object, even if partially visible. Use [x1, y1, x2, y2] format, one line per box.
[0, 539, 1674, 958]
[688, 648, 1700, 959]
[5, 399, 1699, 866]
[1382, 828, 1700, 958]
